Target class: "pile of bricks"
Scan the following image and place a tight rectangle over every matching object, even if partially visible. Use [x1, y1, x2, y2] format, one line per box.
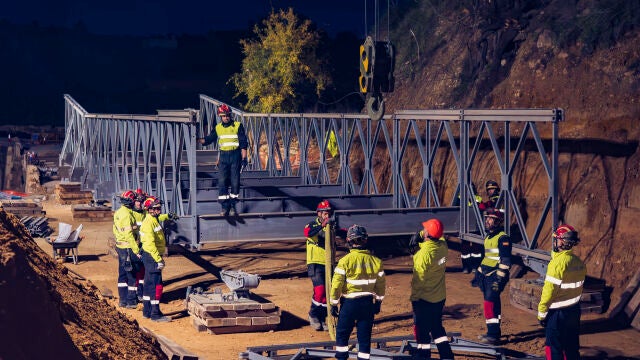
[0, 200, 45, 217]
[55, 182, 94, 205]
[71, 205, 113, 222]
[187, 292, 280, 334]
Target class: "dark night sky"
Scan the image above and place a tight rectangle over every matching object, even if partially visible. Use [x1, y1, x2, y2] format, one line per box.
[1, 0, 368, 36]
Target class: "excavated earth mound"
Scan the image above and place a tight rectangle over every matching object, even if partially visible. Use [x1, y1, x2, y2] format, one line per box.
[0, 209, 167, 360]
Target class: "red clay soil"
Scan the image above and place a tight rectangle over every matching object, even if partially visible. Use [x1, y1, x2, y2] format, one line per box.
[0, 209, 166, 360]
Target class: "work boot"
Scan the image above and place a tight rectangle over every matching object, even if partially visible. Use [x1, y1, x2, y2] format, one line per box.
[308, 315, 322, 331]
[152, 316, 172, 323]
[477, 334, 499, 345]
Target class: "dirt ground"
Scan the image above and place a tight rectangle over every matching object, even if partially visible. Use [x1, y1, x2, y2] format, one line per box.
[17, 194, 637, 360]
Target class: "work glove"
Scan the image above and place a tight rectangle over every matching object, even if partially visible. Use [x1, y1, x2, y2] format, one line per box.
[168, 212, 179, 221]
[321, 217, 331, 228]
[136, 253, 142, 259]
[241, 158, 248, 169]
[373, 301, 382, 315]
[408, 230, 423, 254]
[538, 318, 547, 328]
[331, 306, 340, 318]
[157, 261, 165, 271]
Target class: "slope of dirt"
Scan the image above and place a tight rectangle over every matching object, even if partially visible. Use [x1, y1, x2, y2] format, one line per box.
[0, 209, 167, 360]
[383, 1, 640, 308]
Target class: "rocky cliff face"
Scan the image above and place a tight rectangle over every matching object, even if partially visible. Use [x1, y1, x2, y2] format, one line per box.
[384, 0, 640, 303]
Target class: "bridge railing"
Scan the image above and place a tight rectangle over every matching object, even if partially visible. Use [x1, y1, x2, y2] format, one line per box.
[62, 94, 562, 264]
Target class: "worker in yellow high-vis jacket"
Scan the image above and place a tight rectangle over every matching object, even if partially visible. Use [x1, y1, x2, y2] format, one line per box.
[330, 225, 385, 360]
[474, 208, 511, 345]
[538, 224, 586, 360]
[139, 196, 177, 322]
[113, 190, 142, 309]
[408, 218, 455, 360]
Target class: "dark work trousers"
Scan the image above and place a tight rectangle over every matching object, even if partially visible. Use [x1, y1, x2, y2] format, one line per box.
[141, 251, 164, 319]
[412, 299, 454, 359]
[335, 295, 375, 360]
[478, 271, 502, 338]
[218, 149, 242, 212]
[460, 240, 483, 272]
[132, 254, 145, 300]
[116, 247, 138, 306]
[545, 304, 581, 360]
[308, 264, 327, 322]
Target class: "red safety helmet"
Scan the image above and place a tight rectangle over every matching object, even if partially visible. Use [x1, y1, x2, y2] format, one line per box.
[119, 190, 136, 208]
[553, 224, 580, 251]
[484, 208, 504, 233]
[143, 196, 163, 210]
[217, 104, 231, 116]
[316, 199, 332, 212]
[422, 219, 444, 239]
[134, 188, 147, 201]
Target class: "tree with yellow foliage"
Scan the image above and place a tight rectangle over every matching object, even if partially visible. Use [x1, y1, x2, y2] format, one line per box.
[231, 8, 331, 113]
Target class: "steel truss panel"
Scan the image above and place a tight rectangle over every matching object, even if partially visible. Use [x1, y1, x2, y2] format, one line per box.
[240, 334, 541, 360]
[173, 194, 394, 215]
[62, 94, 560, 262]
[168, 207, 463, 246]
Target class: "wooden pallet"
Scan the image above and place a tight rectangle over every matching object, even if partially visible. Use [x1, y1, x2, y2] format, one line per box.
[187, 292, 280, 334]
[509, 278, 604, 315]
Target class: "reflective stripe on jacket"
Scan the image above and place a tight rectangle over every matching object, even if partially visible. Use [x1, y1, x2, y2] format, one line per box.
[410, 235, 448, 303]
[538, 249, 586, 319]
[113, 205, 139, 253]
[140, 213, 166, 262]
[304, 218, 326, 265]
[216, 122, 241, 151]
[330, 249, 385, 304]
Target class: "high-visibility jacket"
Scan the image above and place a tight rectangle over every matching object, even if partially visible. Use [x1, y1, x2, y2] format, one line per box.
[304, 218, 327, 265]
[538, 249, 586, 320]
[410, 235, 448, 303]
[480, 230, 512, 277]
[330, 249, 386, 304]
[132, 209, 145, 242]
[113, 205, 140, 253]
[140, 213, 166, 263]
[216, 122, 241, 151]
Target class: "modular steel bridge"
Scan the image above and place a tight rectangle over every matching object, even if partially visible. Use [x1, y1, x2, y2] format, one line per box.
[60, 94, 563, 274]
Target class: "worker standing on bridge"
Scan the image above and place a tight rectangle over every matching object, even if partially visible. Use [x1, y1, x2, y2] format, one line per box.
[113, 190, 141, 309]
[197, 104, 248, 217]
[538, 225, 586, 360]
[475, 208, 512, 345]
[408, 219, 455, 359]
[140, 196, 177, 322]
[303, 200, 346, 330]
[330, 224, 385, 360]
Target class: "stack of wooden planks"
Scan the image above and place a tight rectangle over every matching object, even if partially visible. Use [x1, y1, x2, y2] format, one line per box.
[55, 182, 93, 205]
[0, 199, 45, 217]
[72, 205, 113, 222]
[187, 292, 280, 334]
[509, 277, 604, 315]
